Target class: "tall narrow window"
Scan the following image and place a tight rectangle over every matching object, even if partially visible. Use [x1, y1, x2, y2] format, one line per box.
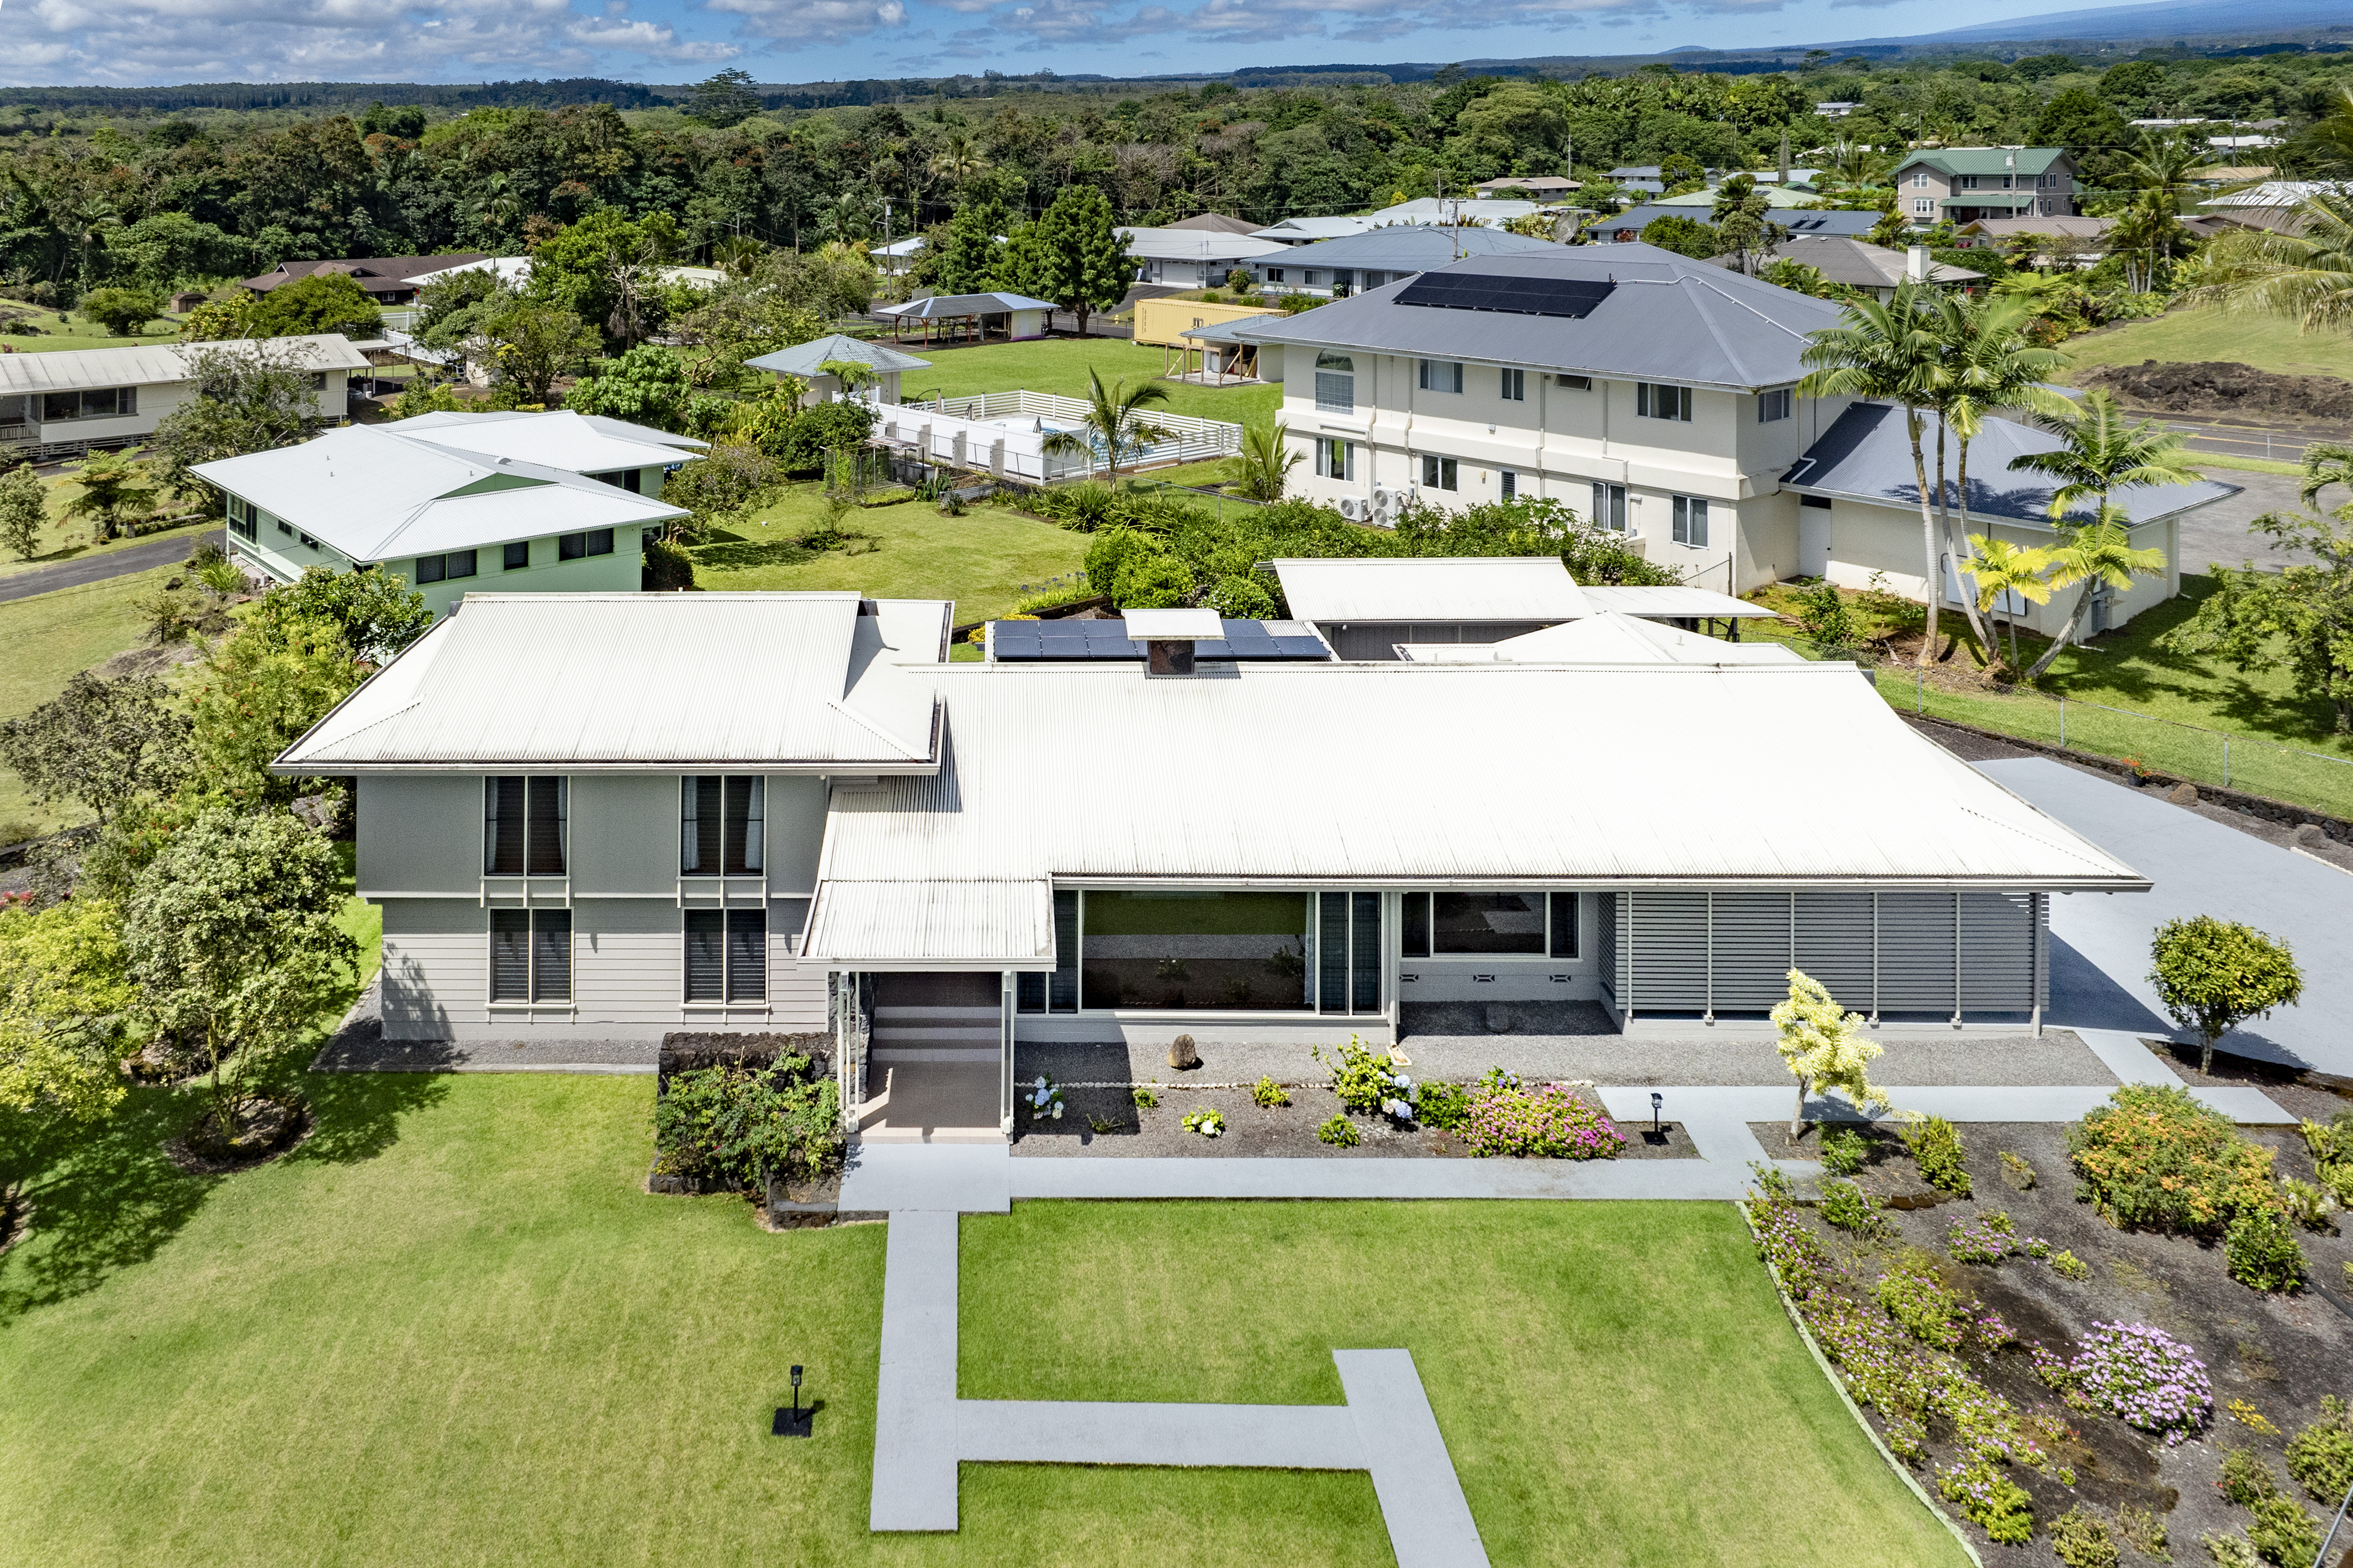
[1589, 482, 1626, 532]
[1500, 368, 1524, 402]
[1401, 891, 1431, 958]
[1316, 438, 1354, 481]
[725, 909, 766, 1002]
[1319, 893, 1351, 1015]
[1018, 889, 1082, 1013]
[682, 776, 764, 874]
[684, 910, 725, 1000]
[1313, 351, 1354, 414]
[486, 778, 565, 875]
[1499, 471, 1517, 501]
[1672, 495, 1711, 547]
[491, 909, 570, 1001]
[1549, 892, 1579, 958]
[1351, 892, 1381, 1013]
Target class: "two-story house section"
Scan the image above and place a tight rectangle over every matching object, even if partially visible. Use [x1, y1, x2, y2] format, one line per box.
[1228, 245, 1853, 595]
[1890, 148, 2078, 228]
[276, 592, 951, 1043]
[192, 411, 702, 616]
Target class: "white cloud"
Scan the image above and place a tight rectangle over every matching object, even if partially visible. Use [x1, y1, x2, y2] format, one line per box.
[704, 0, 908, 42]
[0, 0, 733, 86]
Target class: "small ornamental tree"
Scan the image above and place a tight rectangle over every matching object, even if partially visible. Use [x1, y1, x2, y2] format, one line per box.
[0, 898, 134, 1125]
[0, 672, 192, 825]
[0, 462, 45, 561]
[1771, 968, 1901, 1141]
[79, 286, 167, 337]
[187, 615, 368, 808]
[2148, 916, 2304, 1073]
[121, 809, 358, 1138]
[149, 339, 335, 499]
[247, 271, 382, 340]
[246, 565, 434, 666]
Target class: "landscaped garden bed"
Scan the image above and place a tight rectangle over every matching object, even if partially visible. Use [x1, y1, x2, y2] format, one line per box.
[1755, 1088, 2353, 1566]
[648, 1032, 845, 1212]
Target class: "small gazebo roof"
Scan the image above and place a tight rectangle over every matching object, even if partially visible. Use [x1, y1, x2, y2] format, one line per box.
[876, 292, 1055, 320]
[744, 335, 932, 377]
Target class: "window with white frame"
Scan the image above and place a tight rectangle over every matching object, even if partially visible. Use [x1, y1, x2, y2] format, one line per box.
[1264, 267, 1286, 283]
[559, 528, 615, 560]
[1500, 367, 1525, 402]
[1418, 359, 1464, 394]
[1757, 387, 1792, 422]
[1315, 437, 1354, 481]
[1672, 494, 1710, 547]
[489, 909, 571, 1002]
[1914, 198, 1934, 215]
[1589, 481, 1627, 531]
[484, 777, 567, 875]
[681, 776, 765, 876]
[225, 495, 258, 542]
[1556, 373, 1592, 391]
[1912, 172, 1929, 188]
[1313, 351, 1354, 414]
[1419, 454, 1458, 491]
[1636, 382, 1691, 421]
[684, 909, 766, 1002]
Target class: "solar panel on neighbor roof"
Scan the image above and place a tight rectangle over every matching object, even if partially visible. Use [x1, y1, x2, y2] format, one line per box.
[989, 619, 1329, 662]
[1393, 272, 1617, 318]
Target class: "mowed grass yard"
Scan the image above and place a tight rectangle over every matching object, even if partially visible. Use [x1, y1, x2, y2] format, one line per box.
[0, 1068, 1962, 1567]
[891, 335, 1282, 429]
[2053, 305, 2352, 384]
[0, 563, 183, 836]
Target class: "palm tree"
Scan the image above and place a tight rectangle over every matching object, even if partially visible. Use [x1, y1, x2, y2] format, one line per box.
[2189, 189, 2353, 336]
[1224, 422, 1300, 502]
[1041, 368, 1176, 483]
[1801, 282, 1952, 665]
[1932, 291, 2072, 658]
[1961, 535, 2054, 677]
[2022, 509, 2170, 680]
[2009, 388, 2204, 522]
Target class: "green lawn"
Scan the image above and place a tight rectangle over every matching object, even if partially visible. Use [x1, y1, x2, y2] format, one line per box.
[2055, 305, 2352, 383]
[0, 1070, 1959, 1567]
[0, 309, 185, 355]
[0, 481, 216, 582]
[0, 563, 181, 837]
[690, 483, 1088, 623]
[889, 336, 1281, 429]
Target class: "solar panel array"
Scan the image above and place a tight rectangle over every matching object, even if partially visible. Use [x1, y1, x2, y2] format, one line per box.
[1393, 273, 1617, 318]
[988, 619, 1331, 662]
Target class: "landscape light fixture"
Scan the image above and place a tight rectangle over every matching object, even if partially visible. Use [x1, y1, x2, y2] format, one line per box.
[774, 1364, 814, 1439]
[1647, 1092, 1668, 1147]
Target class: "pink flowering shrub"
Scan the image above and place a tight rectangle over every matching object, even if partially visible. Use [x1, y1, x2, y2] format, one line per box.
[2072, 1323, 2212, 1445]
[1454, 1082, 1624, 1160]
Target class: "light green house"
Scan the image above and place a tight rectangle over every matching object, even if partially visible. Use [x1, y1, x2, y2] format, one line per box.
[192, 410, 702, 616]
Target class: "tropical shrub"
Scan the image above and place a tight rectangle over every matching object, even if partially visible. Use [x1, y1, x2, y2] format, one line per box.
[1876, 1258, 1968, 1351]
[2068, 1085, 2279, 1235]
[2070, 1322, 2211, 1445]
[652, 1055, 843, 1188]
[1314, 1035, 1416, 1125]
[1938, 1462, 2034, 1543]
[2224, 1205, 2308, 1292]
[2115, 1504, 2167, 1561]
[2047, 1504, 2119, 1568]
[1182, 1107, 1225, 1137]
[1316, 1114, 1359, 1147]
[2279, 1177, 2331, 1231]
[1819, 1177, 1888, 1238]
[2220, 1448, 2325, 1566]
[2287, 1396, 2353, 1504]
[1902, 1116, 1972, 1196]
[1414, 1079, 1471, 1130]
[1819, 1126, 1871, 1176]
[1250, 1076, 1289, 1109]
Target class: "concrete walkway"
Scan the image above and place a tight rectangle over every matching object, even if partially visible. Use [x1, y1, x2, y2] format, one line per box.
[1978, 756, 2353, 1077]
[867, 1204, 1490, 1566]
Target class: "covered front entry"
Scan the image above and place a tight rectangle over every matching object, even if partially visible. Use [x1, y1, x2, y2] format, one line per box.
[852, 972, 1010, 1142]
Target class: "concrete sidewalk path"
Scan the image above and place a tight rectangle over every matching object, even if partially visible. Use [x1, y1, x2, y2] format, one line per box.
[1596, 1082, 2293, 1127]
[870, 1211, 961, 1531]
[841, 1141, 1011, 1213]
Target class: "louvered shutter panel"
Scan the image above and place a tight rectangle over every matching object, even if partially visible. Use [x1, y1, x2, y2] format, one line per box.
[489, 910, 531, 999]
[531, 911, 571, 1001]
[1877, 892, 1958, 1015]
[1630, 892, 1708, 1011]
[1795, 892, 1877, 1012]
[1959, 892, 2035, 1013]
[725, 910, 767, 1002]
[684, 912, 725, 1001]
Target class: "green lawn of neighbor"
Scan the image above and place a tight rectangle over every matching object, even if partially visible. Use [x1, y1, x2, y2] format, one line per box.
[889, 335, 1281, 429]
[0, 563, 182, 837]
[2055, 305, 2352, 384]
[962, 1200, 1964, 1568]
[0, 475, 216, 582]
[689, 482, 1088, 623]
[0, 1069, 1959, 1567]
[0, 308, 185, 355]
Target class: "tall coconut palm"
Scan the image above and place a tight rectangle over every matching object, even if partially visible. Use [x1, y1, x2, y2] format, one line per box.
[1802, 282, 1952, 665]
[2024, 509, 2170, 680]
[2010, 388, 2204, 523]
[1932, 291, 2073, 658]
[2188, 189, 2353, 336]
[1041, 367, 1176, 483]
[1961, 534, 2055, 677]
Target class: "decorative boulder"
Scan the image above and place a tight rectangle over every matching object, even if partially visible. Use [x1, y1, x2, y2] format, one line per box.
[1485, 1005, 1513, 1034]
[1167, 1033, 1199, 1070]
[2168, 782, 2198, 806]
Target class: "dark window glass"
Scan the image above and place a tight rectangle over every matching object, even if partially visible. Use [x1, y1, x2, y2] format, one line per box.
[1351, 892, 1381, 1013]
[488, 777, 563, 875]
[504, 540, 529, 570]
[532, 910, 571, 1001]
[82, 387, 119, 418]
[1319, 892, 1349, 1015]
[559, 532, 586, 560]
[725, 910, 766, 1002]
[489, 910, 531, 1000]
[682, 776, 721, 873]
[1401, 892, 1431, 958]
[1017, 971, 1045, 1012]
[684, 911, 725, 1000]
[526, 777, 566, 875]
[723, 776, 764, 875]
[593, 471, 623, 489]
[585, 528, 614, 556]
[1549, 892, 1579, 958]
[416, 553, 447, 584]
[622, 469, 642, 494]
[445, 549, 477, 580]
[1049, 888, 1079, 1012]
[683, 776, 761, 875]
[43, 392, 80, 422]
[485, 777, 525, 874]
[1434, 892, 1545, 954]
[1078, 890, 1312, 1013]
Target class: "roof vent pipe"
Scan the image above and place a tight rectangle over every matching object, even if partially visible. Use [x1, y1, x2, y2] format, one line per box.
[1907, 245, 1929, 282]
[1122, 607, 1224, 678]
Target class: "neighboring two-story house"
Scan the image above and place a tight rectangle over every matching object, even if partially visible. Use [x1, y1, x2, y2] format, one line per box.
[1227, 245, 1854, 595]
[193, 409, 702, 617]
[1890, 148, 2078, 228]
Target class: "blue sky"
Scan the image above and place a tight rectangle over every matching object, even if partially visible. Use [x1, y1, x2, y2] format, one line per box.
[0, 0, 2139, 88]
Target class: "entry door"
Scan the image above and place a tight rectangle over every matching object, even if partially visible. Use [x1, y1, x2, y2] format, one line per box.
[1317, 893, 1383, 1015]
[1799, 505, 1831, 579]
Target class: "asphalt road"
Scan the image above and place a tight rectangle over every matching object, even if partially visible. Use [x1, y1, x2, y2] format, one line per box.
[0, 526, 224, 603]
[2177, 468, 2315, 573]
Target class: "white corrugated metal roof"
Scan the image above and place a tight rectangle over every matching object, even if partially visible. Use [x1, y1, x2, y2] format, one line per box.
[275, 593, 946, 772]
[744, 335, 933, 377]
[191, 424, 686, 562]
[389, 410, 706, 474]
[1397, 613, 1804, 664]
[812, 662, 2145, 897]
[803, 879, 1053, 966]
[1275, 557, 1593, 622]
[1576, 585, 1779, 619]
[0, 333, 368, 395]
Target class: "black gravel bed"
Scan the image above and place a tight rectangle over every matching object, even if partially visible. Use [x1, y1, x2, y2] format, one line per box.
[1011, 1082, 1697, 1160]
[1760, 1117, 2353, 1566]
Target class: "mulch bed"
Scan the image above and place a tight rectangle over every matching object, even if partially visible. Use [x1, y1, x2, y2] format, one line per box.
[1012, 1082, 1697, 1161]
[164, 1095, 312, 1175]
[1761, 1115, 2353, 1566]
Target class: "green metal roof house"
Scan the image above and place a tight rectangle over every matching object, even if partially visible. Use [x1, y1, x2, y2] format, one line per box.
[1889, 148, 2078, 228]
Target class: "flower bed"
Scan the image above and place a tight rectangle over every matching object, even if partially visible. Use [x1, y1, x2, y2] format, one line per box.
[1451, 1069, 1624, 1160]
[2071, 1322, 2212, 1446]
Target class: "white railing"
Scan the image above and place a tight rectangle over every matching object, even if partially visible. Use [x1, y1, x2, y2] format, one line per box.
[894, 388, 1245, 475]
